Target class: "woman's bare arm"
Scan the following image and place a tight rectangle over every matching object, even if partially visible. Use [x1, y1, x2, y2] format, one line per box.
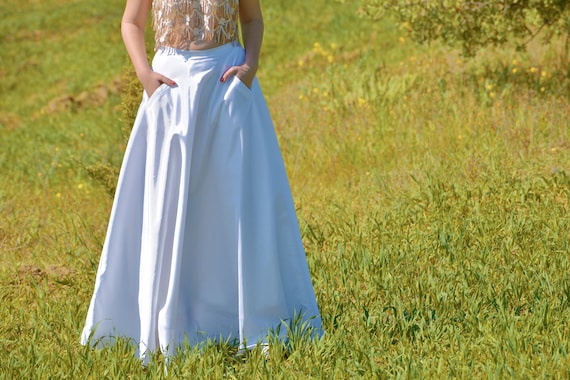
[122, 0, 175, 96]
[220, 0, 263, 87]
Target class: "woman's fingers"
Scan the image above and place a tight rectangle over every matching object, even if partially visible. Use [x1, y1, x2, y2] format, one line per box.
[221, 65, 255, 88]
[220, 66, 238, 83]
[158, 74, 177, 86]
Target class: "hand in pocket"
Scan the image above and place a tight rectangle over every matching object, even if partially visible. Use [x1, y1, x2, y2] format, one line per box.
[138, 69, 177, 97]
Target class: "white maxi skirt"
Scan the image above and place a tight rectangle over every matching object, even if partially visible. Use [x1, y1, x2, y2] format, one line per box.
[81, 42, 322, 361]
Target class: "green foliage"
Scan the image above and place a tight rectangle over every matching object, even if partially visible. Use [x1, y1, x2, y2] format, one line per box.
[1, 0, 570, 377]
[362, 0, 570, 56]
[120, 61, 145, 141]
[80, 62, 144, 195]
[81, 161, 120, 196]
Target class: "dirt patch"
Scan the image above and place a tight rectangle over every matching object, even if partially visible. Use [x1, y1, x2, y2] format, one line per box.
[18, 264, 77, 283]
[0, 112, 22, 130]
[41, 75, 124, 114]
[45, 265, 76, 278]
[18, 264, 44, 278]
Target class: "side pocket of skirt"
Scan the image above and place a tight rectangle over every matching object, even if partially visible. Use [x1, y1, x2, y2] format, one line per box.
[144, 84, 170, 106]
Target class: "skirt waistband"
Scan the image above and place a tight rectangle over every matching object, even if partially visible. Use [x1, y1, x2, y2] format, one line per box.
[155, 41, 242, 59]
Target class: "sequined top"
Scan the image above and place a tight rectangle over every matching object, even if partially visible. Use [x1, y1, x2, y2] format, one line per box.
[152, 0, 239, 50]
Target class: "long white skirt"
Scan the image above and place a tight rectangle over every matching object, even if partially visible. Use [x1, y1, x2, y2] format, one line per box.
[81, 42, 322, 361]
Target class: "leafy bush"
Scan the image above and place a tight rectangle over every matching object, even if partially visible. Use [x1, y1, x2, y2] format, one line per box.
[82, 62, 143, 195]
[361, 0, 570, 56]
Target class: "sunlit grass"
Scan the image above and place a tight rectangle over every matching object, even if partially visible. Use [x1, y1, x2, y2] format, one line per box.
[1, 0, 569, 378]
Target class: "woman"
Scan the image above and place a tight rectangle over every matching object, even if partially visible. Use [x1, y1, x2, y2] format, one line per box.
[81, 0, 322, 362]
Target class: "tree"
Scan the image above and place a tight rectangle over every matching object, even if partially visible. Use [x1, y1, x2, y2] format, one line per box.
[362, 0, 570, 56]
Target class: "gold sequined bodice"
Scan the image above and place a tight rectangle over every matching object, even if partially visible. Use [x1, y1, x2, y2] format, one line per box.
[152, 0, 239, 50]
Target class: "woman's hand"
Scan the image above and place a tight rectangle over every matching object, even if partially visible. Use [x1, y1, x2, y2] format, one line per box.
[138, 69, 176, 97]
[220, 63, 257, 88]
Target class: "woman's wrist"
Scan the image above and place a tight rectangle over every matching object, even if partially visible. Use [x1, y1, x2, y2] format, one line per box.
[242, 61, 258, 73]
[135, 66, 153, 78]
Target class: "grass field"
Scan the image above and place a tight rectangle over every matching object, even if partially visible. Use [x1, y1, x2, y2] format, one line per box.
[1, 0, 569, 378]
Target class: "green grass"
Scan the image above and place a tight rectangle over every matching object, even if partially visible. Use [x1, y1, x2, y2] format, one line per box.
[1, 0, 570, 378]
